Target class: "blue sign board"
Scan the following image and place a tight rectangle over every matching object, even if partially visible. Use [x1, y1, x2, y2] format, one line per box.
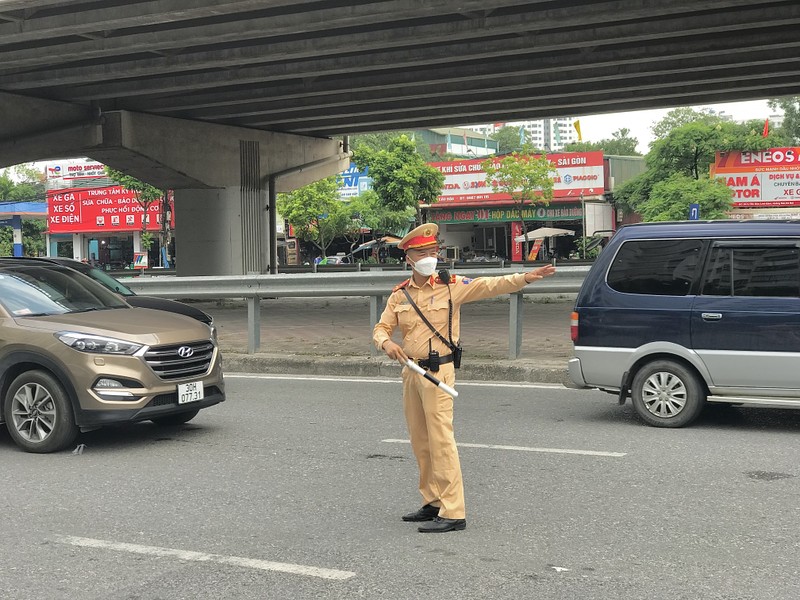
[689, 203, 700, 220]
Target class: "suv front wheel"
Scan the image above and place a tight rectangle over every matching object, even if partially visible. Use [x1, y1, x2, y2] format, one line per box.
[3, 370, 79, 453]
[630, 360, 705, 428]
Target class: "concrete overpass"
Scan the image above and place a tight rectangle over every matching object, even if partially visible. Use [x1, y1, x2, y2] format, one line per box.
[1, 0, 798, 274]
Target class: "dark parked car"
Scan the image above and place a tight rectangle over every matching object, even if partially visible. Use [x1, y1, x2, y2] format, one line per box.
[1, 257, 212, 326]
[569, 220, 800, 427]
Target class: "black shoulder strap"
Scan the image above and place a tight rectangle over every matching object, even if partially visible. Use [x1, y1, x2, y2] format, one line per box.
[401, 287, 456, 351]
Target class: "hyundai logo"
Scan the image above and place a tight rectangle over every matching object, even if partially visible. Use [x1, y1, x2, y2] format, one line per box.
[177, 346, 194, 358]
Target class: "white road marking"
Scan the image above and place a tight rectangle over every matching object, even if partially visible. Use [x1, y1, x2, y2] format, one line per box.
[53, 535, 356, 581]
[382, 439, 625, 458]
[225, 373, 568, 390]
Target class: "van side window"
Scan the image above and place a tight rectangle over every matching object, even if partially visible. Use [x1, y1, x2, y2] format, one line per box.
[701, 246, 800, 297]
[607, 240, 703, 295]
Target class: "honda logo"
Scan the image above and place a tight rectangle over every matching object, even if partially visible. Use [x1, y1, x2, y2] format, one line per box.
[177, 346, 194, 358]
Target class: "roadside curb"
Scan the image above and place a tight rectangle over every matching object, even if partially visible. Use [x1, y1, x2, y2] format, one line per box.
[220, 351, 571, 385]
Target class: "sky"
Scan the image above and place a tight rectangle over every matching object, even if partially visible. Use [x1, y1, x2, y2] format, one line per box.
[577, 99, 776, 154]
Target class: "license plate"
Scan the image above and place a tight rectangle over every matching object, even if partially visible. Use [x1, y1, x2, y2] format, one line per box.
[177, 381, 204, 404]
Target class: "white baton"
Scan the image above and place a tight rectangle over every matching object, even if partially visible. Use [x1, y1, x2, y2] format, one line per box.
[405, 359, 459, 398]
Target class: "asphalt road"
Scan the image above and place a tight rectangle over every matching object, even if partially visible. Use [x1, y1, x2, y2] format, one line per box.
[2, 375, 800, 599]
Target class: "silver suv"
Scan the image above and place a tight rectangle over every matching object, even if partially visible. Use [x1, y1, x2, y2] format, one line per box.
[0, 261, 225, 452]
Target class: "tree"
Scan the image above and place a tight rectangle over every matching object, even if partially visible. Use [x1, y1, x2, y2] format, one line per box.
[351, 131, 435, 161]
[617, 118, 785, 216]
[351, 134, 444, 225]
[563, 128, 641, 156]
[104, 167, 164, 252]
[276, 176, 355, 258]
[0, 164, 45, 203]
[346, 190, 415, 236]
[639, 173, 733, 221]
[650, 107, 722, 140]
[0, 163, 47, 256]
[482, 152, 555, 258]
[490, 125, 537, 155]
[768, 97, 799, 143]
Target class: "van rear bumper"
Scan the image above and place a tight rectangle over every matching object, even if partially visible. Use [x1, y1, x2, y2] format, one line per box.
[568, 357, 587, 388]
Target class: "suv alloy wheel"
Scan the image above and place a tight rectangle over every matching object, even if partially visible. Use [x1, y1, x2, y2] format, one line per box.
[4, 370, 79, 453]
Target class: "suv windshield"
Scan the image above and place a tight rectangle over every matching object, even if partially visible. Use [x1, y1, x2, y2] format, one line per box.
[0, 265, 130, 316]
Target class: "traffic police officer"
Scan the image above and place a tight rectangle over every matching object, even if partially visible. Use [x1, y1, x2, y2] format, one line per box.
[373, 223, 556, 532]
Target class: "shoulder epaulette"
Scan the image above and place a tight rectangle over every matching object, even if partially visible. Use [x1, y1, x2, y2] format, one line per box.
[393, 279, 411, 292]
[436, 274, 457, 285]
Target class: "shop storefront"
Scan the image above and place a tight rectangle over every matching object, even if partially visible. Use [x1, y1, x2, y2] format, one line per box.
[427, 152, 612, 261]
[45, 159, 173, 269]
[713, 148, 800, 221]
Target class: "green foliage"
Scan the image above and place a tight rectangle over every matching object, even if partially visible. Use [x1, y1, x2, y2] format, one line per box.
[768, 97, 800, 144]
[0, 164, 45, 202]
[639, 174, 733, 222]
[346, 190, 414, 235]
[0, 164, 47, 255]
[613, 169, 659, 214]
[0, 219, 47, 256]
[277, 176, 357, 255]
[563, 128, 641, 156]
[104, 167, 163, 204]
[139, 232, 154, 251]
[650, 107, 722, 141]
[618, 115, 785, 219]
[490, 126, 541, 155]
[351, 134, 444, 224]
[351, 132, 434, 161]
[104, 167, 164, 237]
[575, 236, 602, 259]
[482, 152, 555, 256]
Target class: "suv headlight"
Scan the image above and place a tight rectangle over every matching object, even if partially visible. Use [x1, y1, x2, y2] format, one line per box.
[56, 331, 143, 355]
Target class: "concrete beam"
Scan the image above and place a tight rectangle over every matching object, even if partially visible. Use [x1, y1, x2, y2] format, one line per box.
[0, 0, 539, 71]
[87, 111, 343, 190]
[0, 92, 100, 167]
[20, 3, 790, 96]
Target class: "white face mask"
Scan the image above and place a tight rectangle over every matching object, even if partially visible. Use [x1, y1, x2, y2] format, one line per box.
[410, 256, 438, 277]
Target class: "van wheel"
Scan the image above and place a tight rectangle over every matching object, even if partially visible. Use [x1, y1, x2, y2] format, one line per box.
[151, 409, 200, 426]
[630, 360, 705, 428]
[3, 370, 79, 453]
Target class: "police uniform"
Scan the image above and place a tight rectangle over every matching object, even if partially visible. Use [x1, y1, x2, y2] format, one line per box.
[373, 223, 533, 530]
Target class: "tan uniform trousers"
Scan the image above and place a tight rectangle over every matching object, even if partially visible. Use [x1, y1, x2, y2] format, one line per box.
[402, 362, 464, 520]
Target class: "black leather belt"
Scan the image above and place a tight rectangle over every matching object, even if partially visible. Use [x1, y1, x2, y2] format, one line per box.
[418, 353, 454, 369]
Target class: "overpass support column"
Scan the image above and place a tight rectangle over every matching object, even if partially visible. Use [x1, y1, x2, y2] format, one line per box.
[173, 139, 268, 276]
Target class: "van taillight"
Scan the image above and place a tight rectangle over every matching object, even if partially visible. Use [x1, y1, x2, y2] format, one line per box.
[570, 311, 579, 342]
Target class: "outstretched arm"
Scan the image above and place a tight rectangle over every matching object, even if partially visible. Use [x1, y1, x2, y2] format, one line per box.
[455, 264, 558, 304]
[523, 263, 556, 283]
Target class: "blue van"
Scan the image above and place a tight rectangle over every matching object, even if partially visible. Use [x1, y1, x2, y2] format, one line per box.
[569, 220, 800, 427]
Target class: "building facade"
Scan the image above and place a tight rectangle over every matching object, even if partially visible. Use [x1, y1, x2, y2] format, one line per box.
[45, 158, 173, 269]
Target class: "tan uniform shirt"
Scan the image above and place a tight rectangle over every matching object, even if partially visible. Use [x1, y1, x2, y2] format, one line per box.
[373, 273, 529, 359]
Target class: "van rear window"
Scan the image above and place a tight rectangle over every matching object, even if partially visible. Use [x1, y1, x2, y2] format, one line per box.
[607, 239, 703, 296]
[701, 246, 800, 297]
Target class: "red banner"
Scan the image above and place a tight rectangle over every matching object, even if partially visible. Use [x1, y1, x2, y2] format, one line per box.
[47, 186, 170, 234]
[511, 221, 523, 261]
[429, 152, 605, 208]
[712, 149, 800, 207]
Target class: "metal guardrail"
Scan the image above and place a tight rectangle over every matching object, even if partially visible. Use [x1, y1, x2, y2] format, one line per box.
[125, 266, 589, 359]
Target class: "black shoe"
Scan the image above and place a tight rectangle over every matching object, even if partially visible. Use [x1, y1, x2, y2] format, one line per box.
[401, 504, 440, 522]
[418, 517, 467, 533]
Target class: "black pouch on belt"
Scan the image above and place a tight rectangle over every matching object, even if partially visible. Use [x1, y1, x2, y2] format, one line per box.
[453, 343, 463, 369]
